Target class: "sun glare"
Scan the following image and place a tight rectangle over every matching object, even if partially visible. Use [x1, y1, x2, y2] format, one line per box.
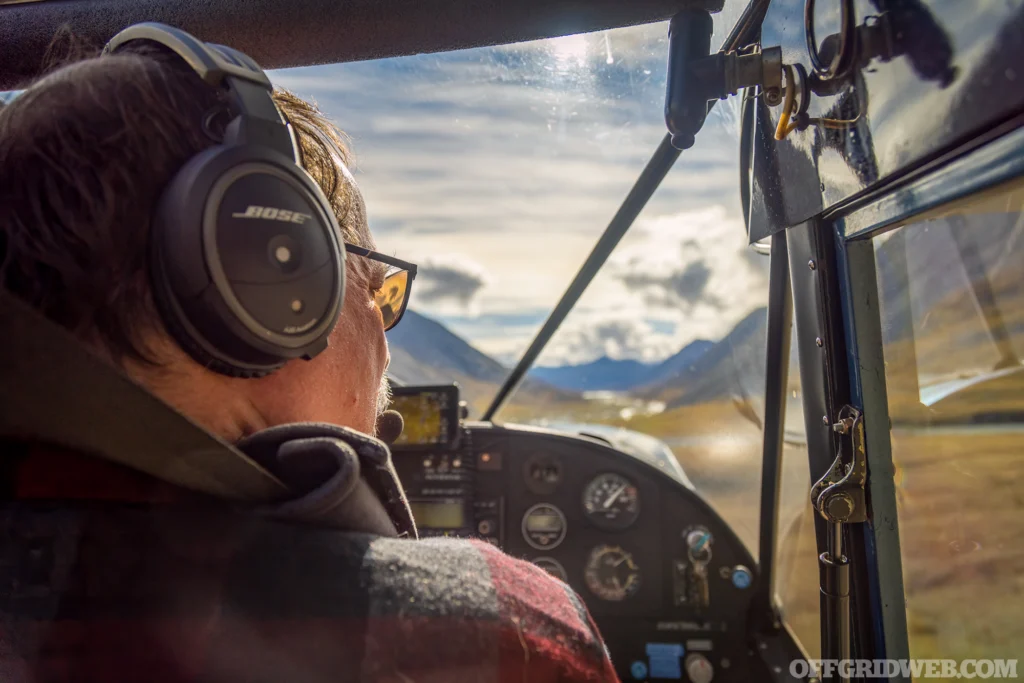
[550, 34, 589, 67]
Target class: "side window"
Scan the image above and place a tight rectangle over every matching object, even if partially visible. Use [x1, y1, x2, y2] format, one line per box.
[872, 179, 1024, 662]
[773, 322, 820, 657]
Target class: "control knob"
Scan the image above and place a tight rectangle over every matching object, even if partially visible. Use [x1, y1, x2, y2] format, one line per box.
[685, 654, 714, 683]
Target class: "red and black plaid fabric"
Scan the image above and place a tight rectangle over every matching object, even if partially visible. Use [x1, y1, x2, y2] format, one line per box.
[0, 444, 620, 682]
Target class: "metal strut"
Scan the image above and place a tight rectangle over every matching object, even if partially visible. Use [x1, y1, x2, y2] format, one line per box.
[810, 405, 867, 682]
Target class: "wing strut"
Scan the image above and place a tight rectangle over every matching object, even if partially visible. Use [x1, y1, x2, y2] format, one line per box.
[482, 133, 680, 421]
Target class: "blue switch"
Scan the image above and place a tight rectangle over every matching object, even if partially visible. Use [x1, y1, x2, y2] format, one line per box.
[731, 565, 753, 589]
[645, 643, 685, 679]
[631, 660, 649, 680]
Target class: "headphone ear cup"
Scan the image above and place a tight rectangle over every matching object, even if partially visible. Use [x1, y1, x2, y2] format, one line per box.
[150, 144, 345, 377]
[149, 258, 279, 378]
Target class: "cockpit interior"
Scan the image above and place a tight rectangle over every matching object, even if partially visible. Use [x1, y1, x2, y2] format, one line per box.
[2, 0, 1023, 681]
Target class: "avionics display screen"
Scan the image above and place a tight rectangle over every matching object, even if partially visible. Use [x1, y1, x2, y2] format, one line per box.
[525, 513, 563, 532]
[409, 500, 466, 529]
[390, 386, 457, 448]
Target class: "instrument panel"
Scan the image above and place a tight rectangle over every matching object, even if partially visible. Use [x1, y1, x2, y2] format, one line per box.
[390, 387, 760, 683]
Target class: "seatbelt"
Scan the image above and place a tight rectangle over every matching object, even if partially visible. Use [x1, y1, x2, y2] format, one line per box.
[0, 292, 289, 501]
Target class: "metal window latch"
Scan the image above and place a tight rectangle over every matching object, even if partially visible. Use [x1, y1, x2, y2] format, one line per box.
[811, 404, 867, 526]
[809, 405, 867, 683]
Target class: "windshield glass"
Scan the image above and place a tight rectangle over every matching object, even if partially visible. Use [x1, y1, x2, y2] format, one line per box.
[273, 23, 674, 416]
[272, 15, 770, 555]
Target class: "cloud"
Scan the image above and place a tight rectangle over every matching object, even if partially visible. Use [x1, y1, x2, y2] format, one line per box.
[606, 204, 769, 319]
[413, 256, 489, 311]
[269, 20, 766, 365]
[619, 258, 721, 309]
[530, 312, 681, 366]
[272, 28, 677, 246]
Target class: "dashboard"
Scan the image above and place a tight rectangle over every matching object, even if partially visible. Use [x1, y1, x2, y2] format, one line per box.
[389, 385, 761, 683]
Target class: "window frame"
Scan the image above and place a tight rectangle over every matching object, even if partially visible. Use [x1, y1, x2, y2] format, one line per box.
[788, 122, 1024, 671]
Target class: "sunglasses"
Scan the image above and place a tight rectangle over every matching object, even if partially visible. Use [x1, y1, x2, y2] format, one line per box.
[344, 243, 418, 331]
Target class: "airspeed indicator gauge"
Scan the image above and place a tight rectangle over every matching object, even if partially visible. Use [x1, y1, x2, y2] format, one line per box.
[583, 473, 640, 530]
[584, 545, 641, 601]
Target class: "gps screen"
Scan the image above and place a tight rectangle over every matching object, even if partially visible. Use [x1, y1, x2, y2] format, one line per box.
[390, 387, 456, 447]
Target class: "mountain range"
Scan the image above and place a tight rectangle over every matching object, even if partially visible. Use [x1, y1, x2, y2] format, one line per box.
[529, 339, 714, 392]
[386, 306, 770, 413]
[386, 309, 507, 386]
[643, 307, 768, 408]
[385, 309, 569, 414]
[528, 308, 769, 408]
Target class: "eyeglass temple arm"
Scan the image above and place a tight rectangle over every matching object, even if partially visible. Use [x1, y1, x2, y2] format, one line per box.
[343, 243, 417, 275]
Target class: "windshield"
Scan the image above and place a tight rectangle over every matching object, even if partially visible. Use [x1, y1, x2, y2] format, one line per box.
[272, 16, 770, 554]
[274, 22, 676, 412]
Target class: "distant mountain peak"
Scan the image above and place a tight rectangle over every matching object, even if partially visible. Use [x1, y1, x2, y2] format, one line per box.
[387, 309, 507, 384]
[539, 355, 650, 370]
[640, 306, 768, 406]
[385, 309, 570, 412]
[530, 340, 716, 392]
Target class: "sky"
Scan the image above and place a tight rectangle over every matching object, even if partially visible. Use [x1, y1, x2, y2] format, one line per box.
[271, 14, 770, 367]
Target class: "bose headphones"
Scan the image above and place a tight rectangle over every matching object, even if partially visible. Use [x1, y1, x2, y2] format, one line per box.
[103, 23, 346, 378]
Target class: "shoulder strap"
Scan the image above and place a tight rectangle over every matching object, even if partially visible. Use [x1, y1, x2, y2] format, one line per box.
[0, 292, 288, 501]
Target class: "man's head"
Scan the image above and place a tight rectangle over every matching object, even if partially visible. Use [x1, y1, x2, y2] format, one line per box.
[0, 34, 392, 440]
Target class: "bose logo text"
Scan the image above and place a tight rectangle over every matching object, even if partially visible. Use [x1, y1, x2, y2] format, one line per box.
[231, 205, 312, 224]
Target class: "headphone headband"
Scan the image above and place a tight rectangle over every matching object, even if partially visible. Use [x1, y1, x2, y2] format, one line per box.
[104, 23, 297, 162]
[104, 23, 271, 88]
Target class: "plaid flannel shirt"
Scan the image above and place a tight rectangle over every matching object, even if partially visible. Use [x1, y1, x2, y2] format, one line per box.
[0, 428, 620, 683]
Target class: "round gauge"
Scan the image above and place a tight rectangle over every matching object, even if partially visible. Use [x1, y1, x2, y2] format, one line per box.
[584, 545, 641, 601]
[582, 473, 640, 530]
[532, 557, 568, 583]
[521, 503, 567, 550]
